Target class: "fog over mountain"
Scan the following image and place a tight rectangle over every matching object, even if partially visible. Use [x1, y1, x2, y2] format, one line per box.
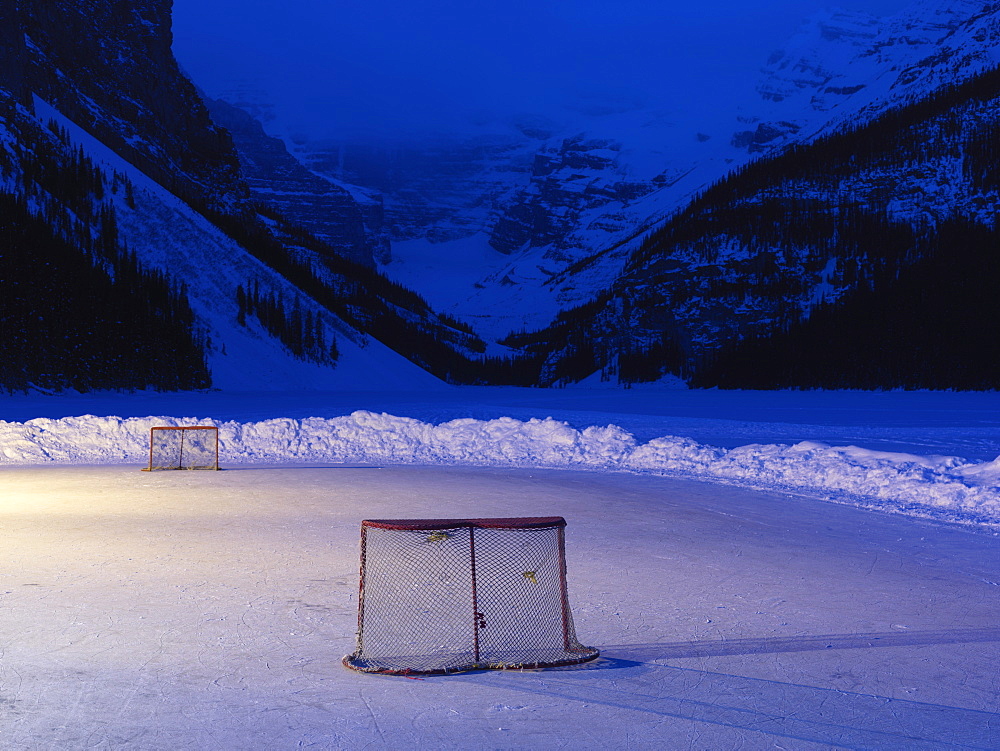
[168, 0, 999, 366]
[171, 0, 914, 141]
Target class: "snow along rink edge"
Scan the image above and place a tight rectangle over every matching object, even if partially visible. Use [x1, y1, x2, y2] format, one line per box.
[2, 411, 1000, 530]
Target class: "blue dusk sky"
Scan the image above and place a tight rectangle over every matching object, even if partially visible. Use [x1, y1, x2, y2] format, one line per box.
[171, 0, 917, 139]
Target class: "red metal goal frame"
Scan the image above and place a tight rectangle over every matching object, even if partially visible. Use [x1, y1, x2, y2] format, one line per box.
[143, 425, 220, 471]
[344, 516, 599, 675]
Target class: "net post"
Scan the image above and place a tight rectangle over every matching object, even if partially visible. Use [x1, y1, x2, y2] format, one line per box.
[354, 524, 370, 660]
[557, 524, 572, 650]
[469, 525, 481, 664]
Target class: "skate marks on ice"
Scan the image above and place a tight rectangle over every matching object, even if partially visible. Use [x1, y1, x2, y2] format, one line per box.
[2, 465, 999, 749]
[613, 626, 1000, 659]
[457, 641, 1000, 750]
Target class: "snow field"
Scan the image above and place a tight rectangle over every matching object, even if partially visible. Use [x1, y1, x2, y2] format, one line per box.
[2, 410, 1000, 529]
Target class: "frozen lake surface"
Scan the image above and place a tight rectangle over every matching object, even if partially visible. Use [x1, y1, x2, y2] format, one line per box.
[2, 387, 1000, 747]
[4, 387, 1000, 529]
[1, 463, 998, 749]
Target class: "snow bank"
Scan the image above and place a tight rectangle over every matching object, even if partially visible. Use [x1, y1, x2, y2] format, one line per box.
[2, 412, 999, 528]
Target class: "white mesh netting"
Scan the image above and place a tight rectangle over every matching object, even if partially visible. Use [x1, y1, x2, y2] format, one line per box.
[147, 427, 219, 470]
[344, 517, 599, 674]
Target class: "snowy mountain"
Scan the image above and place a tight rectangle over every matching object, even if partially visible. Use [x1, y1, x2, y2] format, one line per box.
[732, 0, 1000, 150]
[516, 64, 1000, 389]
[214, 0, 1000, 344]
[5, 0, 1000, 393]
[431, 0, 1000, 389]
[205, 97, 387, 268]
[0, 0, 492, 393]
[518, 0, 1000, 340]
[241, 100, 732, 339]
[449, 111, 733, 338]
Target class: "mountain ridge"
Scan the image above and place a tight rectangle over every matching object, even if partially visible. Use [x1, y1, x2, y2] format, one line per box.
[211, 0, 1000, 342]
[0, 0, 488, 392]
[515, 62, 1000, 389]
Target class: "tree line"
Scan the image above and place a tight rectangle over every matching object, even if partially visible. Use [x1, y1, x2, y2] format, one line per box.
[510, 63, 1000, 390]
[236, 280, 338, 365]
[693, 219, 1000, 389]
[0, 107, 209, 392]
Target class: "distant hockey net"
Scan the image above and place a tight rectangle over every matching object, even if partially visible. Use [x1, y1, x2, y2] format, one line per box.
[144, 426, 219, 471]
[343, 517, 599, 675]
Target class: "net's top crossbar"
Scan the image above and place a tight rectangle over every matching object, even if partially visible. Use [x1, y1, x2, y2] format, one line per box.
[361, 517, 566, 531]
[150, 426, 218, 432]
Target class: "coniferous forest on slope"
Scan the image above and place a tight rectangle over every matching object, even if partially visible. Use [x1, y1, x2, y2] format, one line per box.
[0, 114, 210, 393]
[0, 195, 210, 392]
[693, 219, 1000, 390]
[690, 67, 1000, 390]
[515, 65, 1000, 390]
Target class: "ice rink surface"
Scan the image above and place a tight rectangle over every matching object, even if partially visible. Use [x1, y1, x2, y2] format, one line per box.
[2, 463, 998, 749]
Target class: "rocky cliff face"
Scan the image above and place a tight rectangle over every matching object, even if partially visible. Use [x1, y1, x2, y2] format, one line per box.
[0, 0, 491, 391]
[206, 98, 386, 266]
[291, 131, 542, 244]
[732, 0, 1000, 153]
[12, 0, 246, 212]
[488, 135, 654, 260]
[0, 3, 26, 103]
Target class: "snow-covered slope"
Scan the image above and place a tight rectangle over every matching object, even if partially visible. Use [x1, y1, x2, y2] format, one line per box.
[733, 0, 1000, 150]
[1, 1, 500, 393]
[206, 97, 386, 267]
[31, 97, 445, 391]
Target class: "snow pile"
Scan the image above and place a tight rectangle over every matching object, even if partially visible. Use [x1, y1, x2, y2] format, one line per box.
[2, 411, 999, 527]
[629, 438, 1000, 525]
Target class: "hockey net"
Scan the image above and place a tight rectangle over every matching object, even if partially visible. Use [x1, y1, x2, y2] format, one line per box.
[145, 426, 219, 471]
[343, 517, 599, 675]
